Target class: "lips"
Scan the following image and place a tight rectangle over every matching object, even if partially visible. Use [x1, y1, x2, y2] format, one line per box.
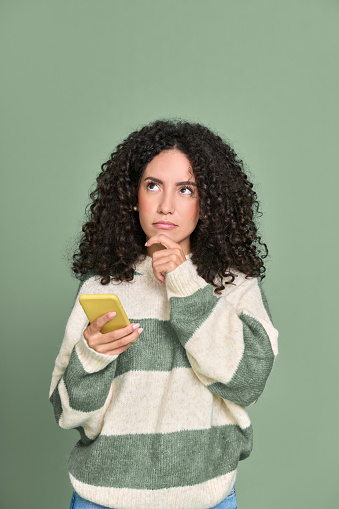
[153, 222, 177, 226]
[153, 222, 178, 230]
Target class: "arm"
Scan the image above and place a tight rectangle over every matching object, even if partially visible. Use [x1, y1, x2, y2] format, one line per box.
[165, 260, 279, 407]
[49, 278, 119, 443]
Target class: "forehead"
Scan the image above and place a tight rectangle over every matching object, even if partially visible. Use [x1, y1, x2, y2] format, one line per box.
[144, 149, 195, 180]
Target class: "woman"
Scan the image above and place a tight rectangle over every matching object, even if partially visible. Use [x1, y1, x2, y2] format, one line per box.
[49, 119, 279, 509]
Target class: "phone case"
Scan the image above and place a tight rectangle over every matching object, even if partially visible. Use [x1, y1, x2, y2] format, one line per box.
[79, 294, 131, 334]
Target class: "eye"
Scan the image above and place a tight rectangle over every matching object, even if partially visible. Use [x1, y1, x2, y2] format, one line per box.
[180, 186, 194, 195]
[146, 182, 159, 191]
[145, 181, 195, 196]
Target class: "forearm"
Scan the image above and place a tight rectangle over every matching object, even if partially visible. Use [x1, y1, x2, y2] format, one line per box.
[165, 260, 279, 407]
[49, 335, 119, 439]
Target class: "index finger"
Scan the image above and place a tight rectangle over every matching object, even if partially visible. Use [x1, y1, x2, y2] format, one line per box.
[145, 234, 180, 250]
[89, 311, 116, 333]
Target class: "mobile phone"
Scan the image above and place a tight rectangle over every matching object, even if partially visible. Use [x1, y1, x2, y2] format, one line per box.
[79, 294, 131, 334]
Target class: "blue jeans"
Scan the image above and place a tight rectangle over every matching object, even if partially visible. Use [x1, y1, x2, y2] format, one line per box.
[70, 485, 237, 509]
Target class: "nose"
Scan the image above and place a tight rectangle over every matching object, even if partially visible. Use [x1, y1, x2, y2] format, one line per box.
[157, 190, 175, 215]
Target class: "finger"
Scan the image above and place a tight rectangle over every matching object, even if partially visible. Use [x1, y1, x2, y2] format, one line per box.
[89, 311, 117, 333]
[145, 234, 181, 250]
[105, 341, 134, 356]
[152, 250, 182, 264]
[152, 247, 181, 261]
[152, 255, 178, 278]
[96, 327, 143, 354]
[101, 322, 141, 343]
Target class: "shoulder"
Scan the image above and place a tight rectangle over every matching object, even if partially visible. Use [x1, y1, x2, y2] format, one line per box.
[78, 275, 101, 294]
[214, 267, 257, 298]
[75, 273, 121, 298]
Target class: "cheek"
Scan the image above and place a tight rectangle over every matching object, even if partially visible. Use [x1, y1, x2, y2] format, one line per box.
[185, 200, 200, 219]
[137, 192, 152, 214]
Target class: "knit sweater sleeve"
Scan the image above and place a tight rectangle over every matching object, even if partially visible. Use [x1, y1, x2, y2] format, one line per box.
[165, 260, 279, 407]
[49, 278, 119, 443]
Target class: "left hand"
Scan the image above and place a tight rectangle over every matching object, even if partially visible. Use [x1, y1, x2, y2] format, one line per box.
[145, 234, 186, 284]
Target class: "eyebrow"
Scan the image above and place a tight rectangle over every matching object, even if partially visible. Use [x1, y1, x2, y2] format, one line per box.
[143, 176, 197, 187]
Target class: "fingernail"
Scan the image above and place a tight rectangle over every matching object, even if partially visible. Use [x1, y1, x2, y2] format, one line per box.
[144, 241, 148, 246]
[108, 312, 116, 318]
[137, 328, 143, 334]
[132, 323, 140, 329]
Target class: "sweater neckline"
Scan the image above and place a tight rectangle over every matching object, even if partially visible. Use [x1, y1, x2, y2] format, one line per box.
[135, 252, 193, 276]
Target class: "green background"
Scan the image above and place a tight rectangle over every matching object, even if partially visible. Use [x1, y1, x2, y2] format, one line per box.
[1, 0, 337, 507]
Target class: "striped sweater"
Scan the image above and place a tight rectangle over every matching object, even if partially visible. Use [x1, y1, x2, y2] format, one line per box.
[49, 252, 279, 509]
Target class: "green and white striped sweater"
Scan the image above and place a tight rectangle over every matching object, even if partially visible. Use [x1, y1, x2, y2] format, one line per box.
[49, 252, 278, 509]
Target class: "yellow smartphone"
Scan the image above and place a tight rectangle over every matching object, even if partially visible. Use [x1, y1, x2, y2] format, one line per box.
[79, 294, 131, 334]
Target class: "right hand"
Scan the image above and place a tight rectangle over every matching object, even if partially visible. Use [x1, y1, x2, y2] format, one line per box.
[83, 312, 143, 356]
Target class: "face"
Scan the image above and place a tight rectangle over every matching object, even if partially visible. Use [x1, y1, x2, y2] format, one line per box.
[136, 149, 200, 256]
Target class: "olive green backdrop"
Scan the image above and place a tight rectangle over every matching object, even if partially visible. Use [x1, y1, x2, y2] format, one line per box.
[1, 0, 337, 508]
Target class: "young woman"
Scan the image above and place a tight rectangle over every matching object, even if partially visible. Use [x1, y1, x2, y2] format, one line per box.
[49, 119, 279, 509]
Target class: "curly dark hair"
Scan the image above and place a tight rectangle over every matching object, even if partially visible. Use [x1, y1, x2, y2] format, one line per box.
[71, 118, 269, 295]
